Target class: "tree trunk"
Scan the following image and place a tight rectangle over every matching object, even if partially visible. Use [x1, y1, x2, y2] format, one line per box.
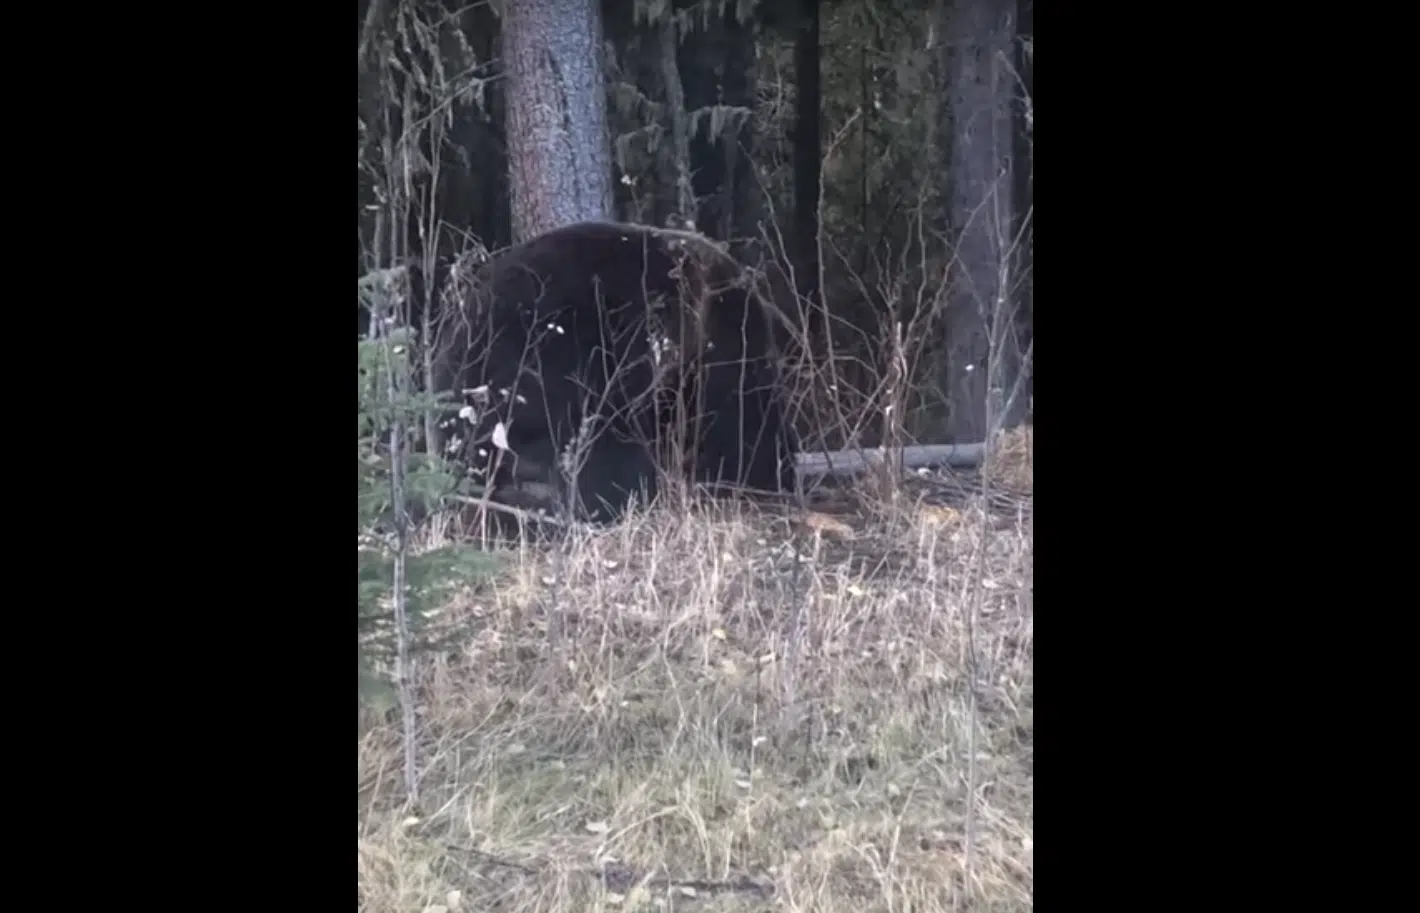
[1012, 0, 1033, 413]
[941, 0, 1026, 442]
[657, 14, 695, 227]
[721, 10, 761, 260]
[793, 0, 822, 324]
[674, 5, 759, 253]
[502, 0, 614, 241]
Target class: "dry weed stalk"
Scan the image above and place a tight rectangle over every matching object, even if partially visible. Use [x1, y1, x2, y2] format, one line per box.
[360, 480, 1033, 912]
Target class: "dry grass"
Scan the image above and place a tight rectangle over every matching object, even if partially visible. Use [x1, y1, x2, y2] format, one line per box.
[986, 426, 1032, 491]
[359, 432, 1033, 913]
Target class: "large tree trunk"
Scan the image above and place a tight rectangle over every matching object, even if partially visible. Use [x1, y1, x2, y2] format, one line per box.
[941, 0, 1027, 442]
[502, 0, 614, 241]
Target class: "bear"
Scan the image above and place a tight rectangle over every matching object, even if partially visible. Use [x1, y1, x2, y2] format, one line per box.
[428, 220, 797, 522]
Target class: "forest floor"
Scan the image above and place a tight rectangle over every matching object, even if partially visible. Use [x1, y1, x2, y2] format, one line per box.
[359, 427, 1033, 913]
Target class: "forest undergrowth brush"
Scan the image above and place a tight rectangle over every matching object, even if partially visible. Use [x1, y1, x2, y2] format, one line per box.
[358, 428, 1033, 913]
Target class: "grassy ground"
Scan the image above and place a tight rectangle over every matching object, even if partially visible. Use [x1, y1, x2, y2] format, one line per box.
[359, 430, 1033, 913]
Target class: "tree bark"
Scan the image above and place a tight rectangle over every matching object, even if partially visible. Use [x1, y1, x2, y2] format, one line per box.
[657, 13, 694, 227]
[502, 0, 614, 241]
[941, 0, 1026, 442]
[1012, 0, 1033, 412]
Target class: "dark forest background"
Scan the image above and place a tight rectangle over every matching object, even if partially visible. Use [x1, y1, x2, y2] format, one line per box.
[357, 0, 1032, 454]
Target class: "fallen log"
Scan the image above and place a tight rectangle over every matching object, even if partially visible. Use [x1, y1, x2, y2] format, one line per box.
[795, 443, 986, 478]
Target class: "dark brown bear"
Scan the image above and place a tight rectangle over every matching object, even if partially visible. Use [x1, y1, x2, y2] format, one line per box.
[430, 220, 797, 522]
